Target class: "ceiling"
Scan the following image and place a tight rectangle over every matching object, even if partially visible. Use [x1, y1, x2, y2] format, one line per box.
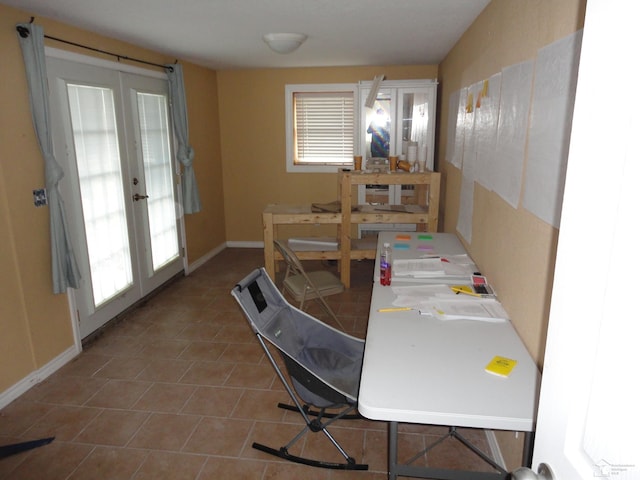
[3, 0, 491, 70]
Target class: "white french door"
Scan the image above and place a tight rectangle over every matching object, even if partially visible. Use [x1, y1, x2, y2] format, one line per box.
[47, 54, 184, 339]
[513, 2, 640, 479]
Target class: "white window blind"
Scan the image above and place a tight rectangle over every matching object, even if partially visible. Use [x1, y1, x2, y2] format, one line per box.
[285, 84, 357, 172]
[293, 91, 354, 165]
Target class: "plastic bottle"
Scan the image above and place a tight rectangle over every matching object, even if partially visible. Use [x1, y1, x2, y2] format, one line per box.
[380, 242, 392, 286]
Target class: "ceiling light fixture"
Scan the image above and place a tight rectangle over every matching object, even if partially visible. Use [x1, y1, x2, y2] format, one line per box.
[263, 33, 307, 54]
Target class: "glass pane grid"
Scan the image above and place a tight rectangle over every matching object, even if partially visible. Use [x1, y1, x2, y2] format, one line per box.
[67, 84, 133, 307]
[137, 92, 179, 270]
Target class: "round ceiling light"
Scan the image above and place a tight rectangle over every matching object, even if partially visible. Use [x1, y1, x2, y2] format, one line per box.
[263, 33, 308, 54]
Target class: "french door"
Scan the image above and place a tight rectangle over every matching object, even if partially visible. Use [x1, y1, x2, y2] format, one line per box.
[47, 54, 184, 339]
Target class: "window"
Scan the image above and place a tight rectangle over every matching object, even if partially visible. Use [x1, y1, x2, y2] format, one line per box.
[285, 84, 357, 173]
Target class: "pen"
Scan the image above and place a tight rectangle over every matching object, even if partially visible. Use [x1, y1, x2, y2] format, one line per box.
[450, 287, 482, 297]
[377, 307, 413, 312]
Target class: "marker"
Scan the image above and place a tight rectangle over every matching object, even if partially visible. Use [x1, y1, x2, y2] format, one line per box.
[450, 287, 482, 297]
[377, 307, 413, 312]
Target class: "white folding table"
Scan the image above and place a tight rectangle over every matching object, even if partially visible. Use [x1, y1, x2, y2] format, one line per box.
[358, 232, 541, 479]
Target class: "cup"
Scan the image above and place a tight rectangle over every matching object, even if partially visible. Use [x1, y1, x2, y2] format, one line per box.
[389, 156, 399, 171]
[354, 155, 362, 171]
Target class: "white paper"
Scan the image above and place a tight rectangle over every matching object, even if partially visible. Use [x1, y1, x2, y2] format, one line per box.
[523, 30, 583, 227]
[493, 60, 534, 208]
[450, 87, 467, 169]
[445, 89, 460, 166]
[391, 284, 455, 297]
[391, 284, 458, 307]
[475, 73, 502, 190]
[420, 299, 509, 322]
[393, 258, 445, 276]
[391, 284, 470, 309]
[456, 173, 474, 244]
[461, 81, 483, 182]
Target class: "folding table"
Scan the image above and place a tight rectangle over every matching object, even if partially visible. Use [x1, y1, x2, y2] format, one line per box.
[358, 232, 541, 479]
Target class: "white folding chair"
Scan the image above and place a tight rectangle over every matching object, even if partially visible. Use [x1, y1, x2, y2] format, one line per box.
[273, 240, 346, 331]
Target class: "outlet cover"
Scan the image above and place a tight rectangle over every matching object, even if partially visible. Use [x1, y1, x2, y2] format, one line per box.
[33, 188, 48, 207]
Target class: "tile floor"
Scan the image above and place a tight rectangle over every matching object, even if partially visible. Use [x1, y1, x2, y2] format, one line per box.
[0, 248, 497, 479]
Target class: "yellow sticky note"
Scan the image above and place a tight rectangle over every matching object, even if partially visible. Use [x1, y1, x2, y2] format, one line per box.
[485, 356, 518, 377]
[466, 92, 474, 113]
[481, 79, 489, 97]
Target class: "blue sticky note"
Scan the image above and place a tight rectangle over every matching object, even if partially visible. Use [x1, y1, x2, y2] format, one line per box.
[393, 243, 410, 250]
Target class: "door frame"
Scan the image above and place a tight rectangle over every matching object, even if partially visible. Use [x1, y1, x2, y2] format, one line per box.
[45, 47, 188, 348]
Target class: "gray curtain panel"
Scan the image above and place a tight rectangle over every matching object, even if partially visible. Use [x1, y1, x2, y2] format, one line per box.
[17, 23, 81, 294]
[166, 63, 202, 214]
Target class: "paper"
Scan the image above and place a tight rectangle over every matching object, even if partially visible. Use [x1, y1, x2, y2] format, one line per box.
[485, 356, 518, 377]
[420, 299, 509, 322]
[393, 258, 445, 277]
[523, 30, 582, 227]
[391, 284, 457, 303]
[456, 173, 474, 244]
[475, 72, 502, 191]
[493, 60, 535, 208]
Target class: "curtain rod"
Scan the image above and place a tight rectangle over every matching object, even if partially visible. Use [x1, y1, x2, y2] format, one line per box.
[16, 20, 174, 72]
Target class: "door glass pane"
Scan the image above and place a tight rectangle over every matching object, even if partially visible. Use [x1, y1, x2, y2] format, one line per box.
[402, 92, 430, 147]
[67, 84, 133, 307]
[364, 93, 391, 161]
[136, 92, 179, 271]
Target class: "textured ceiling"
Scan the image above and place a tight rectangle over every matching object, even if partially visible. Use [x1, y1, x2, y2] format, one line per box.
[3, 0, 490, 69]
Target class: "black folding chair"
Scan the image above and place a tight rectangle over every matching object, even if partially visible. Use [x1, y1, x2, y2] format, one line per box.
[231, 268, 367, 470]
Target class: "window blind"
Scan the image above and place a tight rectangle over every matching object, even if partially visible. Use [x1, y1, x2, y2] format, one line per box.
[293, 91, 354, 165]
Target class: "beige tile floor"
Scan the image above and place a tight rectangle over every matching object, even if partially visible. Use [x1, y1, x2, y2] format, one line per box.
[0, 248, 497, 479]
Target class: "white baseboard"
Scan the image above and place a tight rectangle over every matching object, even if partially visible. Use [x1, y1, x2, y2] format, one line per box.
[0, 343, 81, 409]
[485, 429, 507, 469]
[226, 240, 264, 248]
[186, 242, 227, 274]
[2, 242, 264, 409]
[187, 241, 263, 274]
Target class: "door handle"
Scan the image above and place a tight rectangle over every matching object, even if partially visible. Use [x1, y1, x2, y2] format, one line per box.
[511, 464, 555, 480]
[133, 193, 149, 201]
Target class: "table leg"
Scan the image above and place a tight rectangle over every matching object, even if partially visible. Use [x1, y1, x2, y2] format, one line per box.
[262, 211, 275, 279]
[388, 421, 398, 480]
[522, 431, 534, 468]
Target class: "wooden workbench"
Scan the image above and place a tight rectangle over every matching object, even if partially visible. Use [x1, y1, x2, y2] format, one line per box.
[263, 171, 440, 287]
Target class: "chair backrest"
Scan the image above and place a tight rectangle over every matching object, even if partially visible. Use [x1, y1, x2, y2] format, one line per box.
[273, 240, 307, 280]
[231, 268, 364, 405]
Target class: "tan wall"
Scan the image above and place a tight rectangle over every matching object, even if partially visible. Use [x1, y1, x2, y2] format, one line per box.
[437, 0, 586, 468]
[217, 65, 438, 241]
[0, 3, 224, 393]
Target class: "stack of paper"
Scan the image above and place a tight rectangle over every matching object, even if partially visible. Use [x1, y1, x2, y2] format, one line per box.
[419, 299, 509, 322]
[393, 258, 445, 277]
[386, 284, 509, 322]
[392, 255, 477, 280]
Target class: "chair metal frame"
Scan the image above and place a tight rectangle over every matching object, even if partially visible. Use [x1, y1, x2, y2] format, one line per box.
[231, 268, 367, 471]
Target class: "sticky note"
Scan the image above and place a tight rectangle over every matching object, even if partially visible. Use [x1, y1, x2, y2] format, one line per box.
[417, 244, 434, 251]
[395, 234, 411, 241]
[393, 243, 410, 250]
[485, 356, 518, 377]
[417, 234, 433, 240]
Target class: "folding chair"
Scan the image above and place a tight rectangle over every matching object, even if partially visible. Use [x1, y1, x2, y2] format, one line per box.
[231, 268, 367, 470]
[273, 240, 346, 331]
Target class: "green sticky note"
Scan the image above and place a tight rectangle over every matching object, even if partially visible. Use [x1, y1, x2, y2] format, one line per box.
[418, 234, 433, 240]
